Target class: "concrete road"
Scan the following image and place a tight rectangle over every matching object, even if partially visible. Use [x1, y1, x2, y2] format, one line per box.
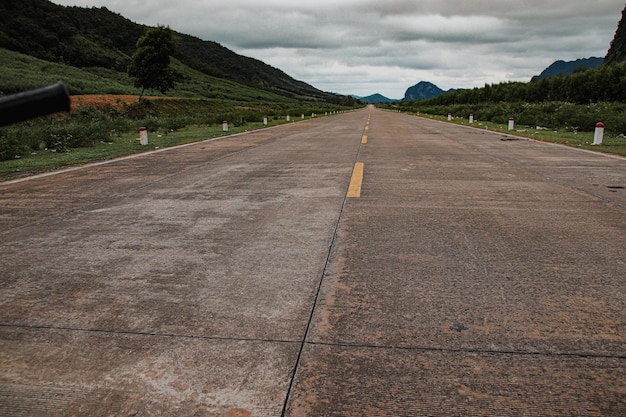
[1, 107, 625, 416]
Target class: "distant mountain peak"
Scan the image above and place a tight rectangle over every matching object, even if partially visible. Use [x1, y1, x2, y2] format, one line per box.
[532, 57, 604, 80]
[354, 93, 394, 104]
[403, 81, 449, 101]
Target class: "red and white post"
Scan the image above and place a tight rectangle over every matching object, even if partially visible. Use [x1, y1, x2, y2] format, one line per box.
[508, 117, 515, 131]
[222, 121, 228, 132]
[139, 127, 148, 145]
[593, 122, 605, 145]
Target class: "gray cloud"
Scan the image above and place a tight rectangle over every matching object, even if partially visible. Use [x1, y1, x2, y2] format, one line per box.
[52, 0, 623, 98]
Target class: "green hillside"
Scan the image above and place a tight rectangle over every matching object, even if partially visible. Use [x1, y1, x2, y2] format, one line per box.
[0, 47, 307, 106]
[0, 48, 134, 95]
[0, 0, 356, 105]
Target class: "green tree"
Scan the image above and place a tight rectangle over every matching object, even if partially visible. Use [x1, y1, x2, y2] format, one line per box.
[128, 25, 176, 98]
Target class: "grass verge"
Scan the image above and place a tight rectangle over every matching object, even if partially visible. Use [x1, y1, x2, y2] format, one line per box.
[0, 118, 300, 181]
[418, 113, 626, 157]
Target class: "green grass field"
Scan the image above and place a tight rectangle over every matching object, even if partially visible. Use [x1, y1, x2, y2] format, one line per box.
[0, 48, 307, 103]
[418, 113, 626, 157]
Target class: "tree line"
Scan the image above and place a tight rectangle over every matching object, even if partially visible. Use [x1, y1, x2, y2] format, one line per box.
[415, 61, 626, 107]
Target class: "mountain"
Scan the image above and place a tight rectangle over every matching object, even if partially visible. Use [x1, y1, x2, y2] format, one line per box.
[403, 81, 450, 101]
[532, 57, 604, 80]
[0, 0, 351, 102]
[356, 93, 395, 104]
[605, 4, 626, 65]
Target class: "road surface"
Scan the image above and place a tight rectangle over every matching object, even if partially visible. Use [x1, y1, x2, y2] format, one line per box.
[1, 107, 625, 416]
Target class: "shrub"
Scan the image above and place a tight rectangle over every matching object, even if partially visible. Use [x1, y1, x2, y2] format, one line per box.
[0, 128, 30, 160]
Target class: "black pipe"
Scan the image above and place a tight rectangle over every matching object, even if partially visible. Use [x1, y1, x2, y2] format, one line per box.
[0, 82, 71, 127]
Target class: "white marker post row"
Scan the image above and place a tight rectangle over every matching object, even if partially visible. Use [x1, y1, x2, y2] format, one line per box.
[221, 112, 312, 131]
[450, 114, 606, 143]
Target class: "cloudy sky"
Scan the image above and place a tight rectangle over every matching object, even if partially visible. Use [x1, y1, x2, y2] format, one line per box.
[51, 0, 624, 99]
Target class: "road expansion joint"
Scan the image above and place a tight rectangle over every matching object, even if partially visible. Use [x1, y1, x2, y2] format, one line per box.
[0, 323, 303, 346]
[279, 130, 366, 417]
[302, 340, 626, 361]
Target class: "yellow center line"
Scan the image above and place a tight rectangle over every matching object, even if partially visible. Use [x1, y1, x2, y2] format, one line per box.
[361, 135, 367, 144]
[364, 125, 369, 131]
[347, 162, 364, 198]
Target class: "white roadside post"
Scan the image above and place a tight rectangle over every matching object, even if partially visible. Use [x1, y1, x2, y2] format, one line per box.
[222, 120, 228, 132]
[263, 116, 268, 126]
[286, 115, 290, 122]
[593, 122, 605, 145]
[448, 113, 452, 121]
[139, 127, 148, 145]
[508, 117, 515, 131]
[301, 113, 305, 119]
[469, 114, 474, 124]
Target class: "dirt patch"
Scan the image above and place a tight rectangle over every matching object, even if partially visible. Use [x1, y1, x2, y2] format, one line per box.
[226, 408, 252, 417]
[69, 94, 168, 111]
[70, 94, 139, 111]
[234, 105, 265, 111]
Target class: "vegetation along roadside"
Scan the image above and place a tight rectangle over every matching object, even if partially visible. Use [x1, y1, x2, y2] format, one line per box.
[380, 59, 626, 157]
[0, 96, 351, 181]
